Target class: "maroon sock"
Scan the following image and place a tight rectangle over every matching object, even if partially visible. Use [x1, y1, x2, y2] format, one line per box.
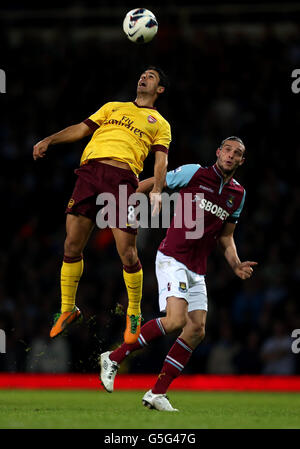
[152, 337, 193, 394]
[123, 259, 142, 273]
[109, 318, 166, 364]
[63, 254, 83, 263]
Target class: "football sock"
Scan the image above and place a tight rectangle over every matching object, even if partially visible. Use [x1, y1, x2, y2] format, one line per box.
[123, 259, 143, 316]
[110, 318, 166, 364]
[152, 337, 193, 394]
[60, 255, 84, 313]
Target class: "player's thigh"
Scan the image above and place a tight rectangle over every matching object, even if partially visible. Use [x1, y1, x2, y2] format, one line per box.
[65, 213, 95, 253]
[186, 274, 208, 313]
[111, 228, 138, 265]
[179, 276, 208, 345]
[155, 251, 189, 316]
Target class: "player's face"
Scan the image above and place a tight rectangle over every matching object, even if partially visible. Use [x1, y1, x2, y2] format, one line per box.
[137, 70, 164, 96]
[216, 140, 245, 175]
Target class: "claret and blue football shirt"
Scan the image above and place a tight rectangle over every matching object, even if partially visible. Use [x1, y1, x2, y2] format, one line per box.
[158, 163, 246, 275]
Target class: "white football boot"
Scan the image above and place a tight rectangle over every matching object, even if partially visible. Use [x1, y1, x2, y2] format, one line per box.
[142, 390, 179, 412]
[99, 351, 119, 393]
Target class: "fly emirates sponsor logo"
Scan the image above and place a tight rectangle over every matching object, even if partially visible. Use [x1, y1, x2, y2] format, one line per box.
[102, 115, 145, 138]
[197, 196, 230, 221]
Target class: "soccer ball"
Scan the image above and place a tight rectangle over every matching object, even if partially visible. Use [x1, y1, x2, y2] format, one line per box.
[123, 8, 158, 44]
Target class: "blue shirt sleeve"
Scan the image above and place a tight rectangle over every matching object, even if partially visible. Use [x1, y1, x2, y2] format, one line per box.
[166, 164, 201, 189]
[231, 189, 246, 219]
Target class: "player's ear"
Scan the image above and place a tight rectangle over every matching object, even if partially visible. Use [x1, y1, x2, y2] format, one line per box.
[239, 156, 245, 166]
[157, 86, 165, 95]
[216, 147, 221, 157]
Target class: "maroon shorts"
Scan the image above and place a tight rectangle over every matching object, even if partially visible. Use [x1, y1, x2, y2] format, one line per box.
[65, 160, 139, 234]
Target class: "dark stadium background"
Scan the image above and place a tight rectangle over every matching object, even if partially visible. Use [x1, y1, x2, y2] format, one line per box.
[0, 1, 300, 376]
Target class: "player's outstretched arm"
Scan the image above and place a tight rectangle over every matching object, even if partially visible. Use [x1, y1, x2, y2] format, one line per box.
[33, 122, 93, 160]
[151, 151, 168, 194]
[137, 151, 168, 194]
[149, 151, 168, 216]
[136, 175, 168, 194]
[218, 222, 258, 280]
[136, 177, 156, 194]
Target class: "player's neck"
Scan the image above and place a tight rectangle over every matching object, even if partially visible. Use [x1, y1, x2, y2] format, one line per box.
[134, 94, 155, 108]
[215, 162, 235, 183]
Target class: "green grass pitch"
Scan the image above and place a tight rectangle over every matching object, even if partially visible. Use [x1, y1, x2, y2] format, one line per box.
[0, 389, 300, 429]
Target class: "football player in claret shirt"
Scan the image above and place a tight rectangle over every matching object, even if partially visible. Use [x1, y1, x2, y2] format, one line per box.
[100, 136, 258, 411]
[33, 66, 171, 344]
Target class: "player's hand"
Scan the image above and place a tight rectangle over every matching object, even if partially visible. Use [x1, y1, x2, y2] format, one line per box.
[33, 138, 50, 160]
[149, 191, 162, 216]
[234, 261, 258, 280]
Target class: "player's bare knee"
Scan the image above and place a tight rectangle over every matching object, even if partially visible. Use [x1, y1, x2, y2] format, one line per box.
[64, 238, 83, 258]
[120, 246, 138, 266]
[164, 316, 187, 333]
[195, 324, 206, 342]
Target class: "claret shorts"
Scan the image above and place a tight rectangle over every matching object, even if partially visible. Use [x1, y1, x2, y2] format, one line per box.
[65, 159, 139, 235]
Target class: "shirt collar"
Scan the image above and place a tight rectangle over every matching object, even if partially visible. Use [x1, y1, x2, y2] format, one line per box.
[133, 101, 157, 110]
[212, 163, 234, 186]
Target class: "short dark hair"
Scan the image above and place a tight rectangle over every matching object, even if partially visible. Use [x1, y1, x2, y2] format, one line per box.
[144, 65, 169, 92]
[220, 136, 245, 150]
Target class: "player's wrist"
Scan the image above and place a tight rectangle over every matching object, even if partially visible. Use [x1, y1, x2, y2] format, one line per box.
[43, 136, 52, 147]
[150, 186, 162, 194]
[231, 260, 241, 271]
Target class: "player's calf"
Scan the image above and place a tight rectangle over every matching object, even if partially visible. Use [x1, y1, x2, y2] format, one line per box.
[122, 259, 143, 344]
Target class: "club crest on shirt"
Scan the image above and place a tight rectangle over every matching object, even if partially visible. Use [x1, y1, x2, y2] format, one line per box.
[147, 115, 157, 124]
[179, 282, 187, 293]
[68, 198, 75, 208]
[226, 195, 235, 208]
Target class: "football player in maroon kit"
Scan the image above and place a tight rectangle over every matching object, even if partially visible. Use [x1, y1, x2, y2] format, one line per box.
[99, 136, 257, 411]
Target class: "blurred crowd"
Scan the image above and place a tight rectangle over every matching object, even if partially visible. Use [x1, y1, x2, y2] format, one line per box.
[1, 11, 300, 375]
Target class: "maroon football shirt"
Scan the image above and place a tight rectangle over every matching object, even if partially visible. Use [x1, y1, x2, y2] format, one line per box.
[158, 164, 246, 274]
